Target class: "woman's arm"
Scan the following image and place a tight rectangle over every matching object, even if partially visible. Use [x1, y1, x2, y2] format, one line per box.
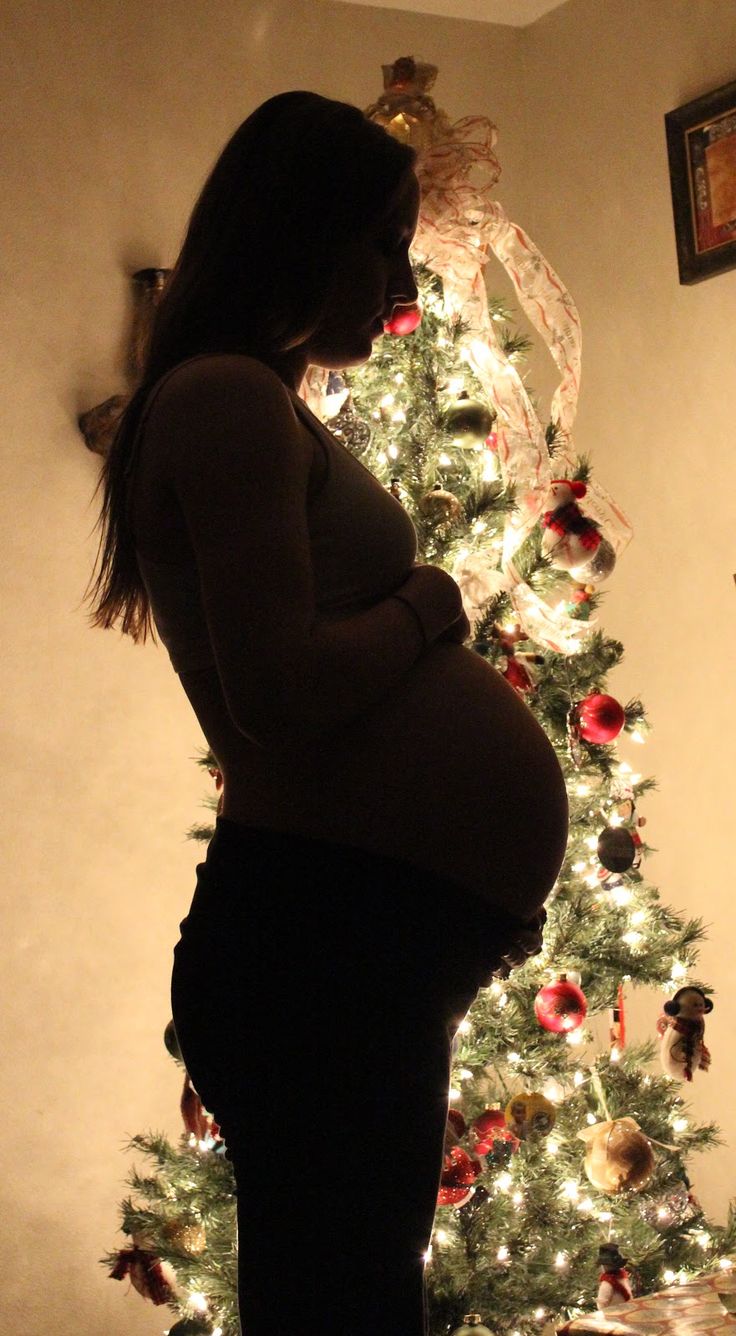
[151, 354, 465, 749]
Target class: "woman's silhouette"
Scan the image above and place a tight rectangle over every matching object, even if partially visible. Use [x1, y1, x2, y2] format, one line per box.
[86, 91, 568, 1336]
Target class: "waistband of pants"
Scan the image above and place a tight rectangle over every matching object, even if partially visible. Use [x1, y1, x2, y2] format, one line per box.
[201, 815, 527, 941]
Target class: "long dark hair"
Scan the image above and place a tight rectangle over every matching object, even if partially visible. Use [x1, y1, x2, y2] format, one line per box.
[84, 91, 417, 645]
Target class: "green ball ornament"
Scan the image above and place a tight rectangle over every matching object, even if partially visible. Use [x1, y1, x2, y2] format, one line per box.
[164, 1019, 183, 1062]
[450, 1316, 497, 1336]
[444, 392, 494, 448]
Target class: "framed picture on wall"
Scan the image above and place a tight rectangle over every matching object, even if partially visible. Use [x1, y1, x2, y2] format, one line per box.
[665, 78, 736, 284]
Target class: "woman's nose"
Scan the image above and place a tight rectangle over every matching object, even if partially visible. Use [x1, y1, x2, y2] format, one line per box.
[390, 253, 419, 306]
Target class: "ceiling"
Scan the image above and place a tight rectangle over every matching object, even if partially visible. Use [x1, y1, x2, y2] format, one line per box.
[334, 0, 569, 26]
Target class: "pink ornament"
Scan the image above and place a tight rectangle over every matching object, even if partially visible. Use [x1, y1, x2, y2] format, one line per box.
[384, 301, 423, 335]
[577, 693, 625, 744]
[534, 977, 587, 1033]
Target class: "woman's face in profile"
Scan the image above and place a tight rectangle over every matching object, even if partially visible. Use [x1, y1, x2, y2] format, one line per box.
[305, 169, 421, 370]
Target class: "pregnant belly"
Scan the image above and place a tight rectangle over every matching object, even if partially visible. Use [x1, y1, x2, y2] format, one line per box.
[223, 642, 569, 915]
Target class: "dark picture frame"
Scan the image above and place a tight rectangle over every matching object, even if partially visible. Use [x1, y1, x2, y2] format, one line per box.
[665, 78, 736, 284]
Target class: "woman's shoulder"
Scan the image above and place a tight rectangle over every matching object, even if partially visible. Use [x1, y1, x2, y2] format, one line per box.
[146, 352, 288, 415]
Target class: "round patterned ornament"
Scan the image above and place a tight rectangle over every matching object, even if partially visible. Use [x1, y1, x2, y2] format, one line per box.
[504, 1092, 556, 1139]
[418, 483, 464, 526]
[534, 975, 588, 1033]
[578, 1117, 655, 1193]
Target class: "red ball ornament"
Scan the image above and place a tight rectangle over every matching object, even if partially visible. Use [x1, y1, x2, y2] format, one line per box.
[437, 1146, 482, 1206]
[577, 693, 625, 744]
[470, 1108, 519, 1156]
[535, 976, 588, 1033]
[384, 301, 422, 336]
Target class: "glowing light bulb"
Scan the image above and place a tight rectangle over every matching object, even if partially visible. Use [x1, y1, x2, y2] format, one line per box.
[611, 886, 633, 907]
[574, 1070, 585, 1086]
[555, 1251, 568, 1268]
[497, 1245, 510, 1261]
[562, 1180, 580, 1201]
[673, 1117, 688, 1133]
[448, 377, 465, 395]
[482, 454, 498, 481]
[512, 1190, 524, 1205]
[435, 1229, 449, 1244]
[508, 1051, 521, 1064]
[572, 861, 587, 873]
[388, 443, 399, 458]
[663, 1269, 676, 1285]
[497, 1172, 513, 1192]
[618, 761, 633, 775]
[720, 1258, 733, 1270]
[394, 372, 405, 384]
[630, 729, 645, 744]
[575, 783, 591, 796]
[498, 992, 508, 1009]
[377, 450, 389, 466]
[578, 1197, 594, 1212]
[698, 1232, 711, 1249]
[622, 930, 642, 947]
[457, 1018, 472, 1034]
[672, 961, 687, 980]
[391, 409, 407, 424]
[584, 835, 598, 851]
[610, 1045, 621, 1062]
[609, 812, 623, 827]
[567, 1029, 584, 1046]
[534, 1307, 547, 1320]
[472, 519, 487, 535]
[438, 452, 452, 466]
[598, 1211, 613, 1222]
[189, 1292, 209, 1313]
[424, 1244, 433, 1263]
[546, 1138, 560, 1155]
[630, 909, 647, 926]
[586, 1113, 598, 1125]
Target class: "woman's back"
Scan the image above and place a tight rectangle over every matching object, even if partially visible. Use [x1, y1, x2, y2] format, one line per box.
[130, 354, 568, 918]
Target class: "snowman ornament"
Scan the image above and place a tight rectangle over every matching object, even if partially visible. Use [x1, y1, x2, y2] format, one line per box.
[658, 986, 713, 1082]
[540, 479, 602, 571]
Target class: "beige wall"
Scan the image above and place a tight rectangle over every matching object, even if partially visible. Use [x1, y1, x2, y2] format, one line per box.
[2, 0, 734, 1331]
[0, 4, 522, 1333]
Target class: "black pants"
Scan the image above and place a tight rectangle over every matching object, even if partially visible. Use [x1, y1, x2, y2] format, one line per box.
[171, 817, 522, 1336]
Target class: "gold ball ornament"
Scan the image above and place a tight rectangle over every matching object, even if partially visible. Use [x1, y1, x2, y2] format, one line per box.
[450, 1316, 497, 1336]
[418, 483, 464, 526]
[578, 1117, 654, 1193]
[163, 1217, 207, 1255]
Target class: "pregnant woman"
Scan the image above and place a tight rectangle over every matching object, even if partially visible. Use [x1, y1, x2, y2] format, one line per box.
[86, 92, 568, 1336]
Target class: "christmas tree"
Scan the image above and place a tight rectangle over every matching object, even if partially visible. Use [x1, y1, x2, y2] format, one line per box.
[103, 59, 736, 1336]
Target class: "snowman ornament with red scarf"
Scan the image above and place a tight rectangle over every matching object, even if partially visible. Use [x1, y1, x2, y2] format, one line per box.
[541, 479, 602, 571]
[597, 1243, 633, 1310]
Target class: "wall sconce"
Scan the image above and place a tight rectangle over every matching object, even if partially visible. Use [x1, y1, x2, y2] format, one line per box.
[78, 267, 170, 457]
